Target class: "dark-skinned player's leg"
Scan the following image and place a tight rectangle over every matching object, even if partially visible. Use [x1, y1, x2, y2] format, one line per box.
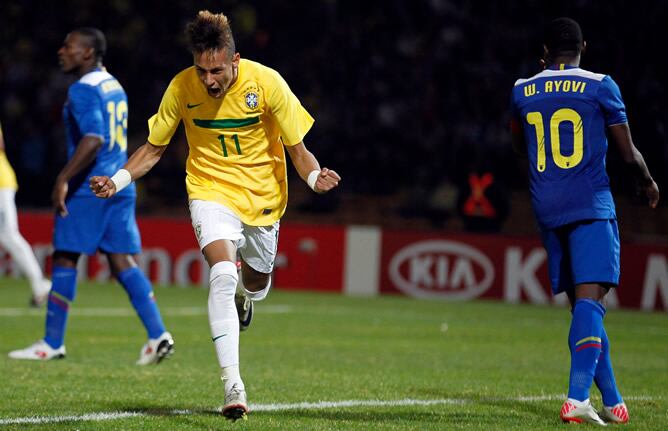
[107, 252, 173, 365]
[560, 283, 609, 425]
[7, 250, 78, 360]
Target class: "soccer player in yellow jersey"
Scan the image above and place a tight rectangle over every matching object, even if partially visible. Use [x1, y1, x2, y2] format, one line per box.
[0, 123, 51, 306]
[91, 10, 340, 419]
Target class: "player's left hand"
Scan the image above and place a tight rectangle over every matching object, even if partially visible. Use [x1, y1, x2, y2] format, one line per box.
[313, 168, 341, 193]
[51, 178, 68, 217]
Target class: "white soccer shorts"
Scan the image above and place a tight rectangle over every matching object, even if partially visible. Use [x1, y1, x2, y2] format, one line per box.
[188, 199, 279, 274]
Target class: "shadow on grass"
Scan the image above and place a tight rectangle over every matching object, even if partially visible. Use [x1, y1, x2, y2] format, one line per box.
[104, 402, 528, 426]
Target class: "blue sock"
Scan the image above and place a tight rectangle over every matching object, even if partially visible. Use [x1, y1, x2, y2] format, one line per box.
[594, 328, 623, 406]
[117, 267, 166, 339]
[567, 298, 605, 401]
[44, 266, 78, 349]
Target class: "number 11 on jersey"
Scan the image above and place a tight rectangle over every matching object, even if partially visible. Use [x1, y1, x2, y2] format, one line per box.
[217, 134, 242, 157]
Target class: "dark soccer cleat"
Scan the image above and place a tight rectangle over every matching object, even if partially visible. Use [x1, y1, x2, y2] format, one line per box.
[235, 291, 253, 331]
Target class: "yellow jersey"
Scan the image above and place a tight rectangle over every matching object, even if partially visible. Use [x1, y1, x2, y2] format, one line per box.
[0, 125, 18, 190]
[148, 59, 314, 226]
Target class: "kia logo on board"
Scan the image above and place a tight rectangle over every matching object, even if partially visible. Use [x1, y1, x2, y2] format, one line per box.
[388, 240, 494, 300]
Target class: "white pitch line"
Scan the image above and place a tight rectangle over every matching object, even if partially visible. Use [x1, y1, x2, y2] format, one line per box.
[250, 398, 465, 412]
[0, 395, 659, 426]
[0, 411, 144, 425]
[0, 305, 292, 317]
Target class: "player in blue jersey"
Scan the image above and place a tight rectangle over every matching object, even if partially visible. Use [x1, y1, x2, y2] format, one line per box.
[9, 28, 174, 365]
[510, 18, 659, 425]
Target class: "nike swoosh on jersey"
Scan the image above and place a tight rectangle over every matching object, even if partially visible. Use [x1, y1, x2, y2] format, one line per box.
[187, 102, 204, 109]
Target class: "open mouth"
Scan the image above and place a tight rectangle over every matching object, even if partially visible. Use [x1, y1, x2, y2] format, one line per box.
[207, 87, 222, 97]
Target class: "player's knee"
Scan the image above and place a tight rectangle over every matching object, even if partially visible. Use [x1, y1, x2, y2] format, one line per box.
[0, 228, 17, 247]
[106, 253, 136, 275]
[241, 267, 270, 293]
[244, 276, 269, 293]
[575, 283, 608, 302]
[53, 251, 80, 268]
[209, 261, 238, 297]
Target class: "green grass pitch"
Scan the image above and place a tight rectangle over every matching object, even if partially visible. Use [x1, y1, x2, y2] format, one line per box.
[0, 278, 666, 430]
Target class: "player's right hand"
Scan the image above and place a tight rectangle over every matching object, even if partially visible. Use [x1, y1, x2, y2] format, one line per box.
[313, 168, 341, 193]
[90, 175, 117, 199]
[644, 180, 660, 209]
[52, 178, 69, 217]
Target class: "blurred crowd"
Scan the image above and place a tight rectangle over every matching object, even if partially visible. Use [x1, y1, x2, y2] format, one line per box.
[1, 0, 666, 233]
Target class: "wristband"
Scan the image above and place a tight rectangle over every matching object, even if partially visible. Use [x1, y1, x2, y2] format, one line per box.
[307, 169, 320, 192]
[110, 169, 132, 192]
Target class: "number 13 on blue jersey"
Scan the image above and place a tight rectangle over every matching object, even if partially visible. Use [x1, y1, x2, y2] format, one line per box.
[107, 100, 128, 152]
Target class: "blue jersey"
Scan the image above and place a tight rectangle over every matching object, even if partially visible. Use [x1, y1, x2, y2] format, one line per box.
[62, 68, 135, 198]
[510, 65, 627, 229]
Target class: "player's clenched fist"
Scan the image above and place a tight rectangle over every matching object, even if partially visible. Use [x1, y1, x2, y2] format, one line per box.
[90, 175, 117, 198]
[313, 168, 341, 193]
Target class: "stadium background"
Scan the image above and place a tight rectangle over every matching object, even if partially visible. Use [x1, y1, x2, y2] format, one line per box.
[0, 0, 667, 310]
[0, 2, 667, 429]
[2, 0, 666, 231]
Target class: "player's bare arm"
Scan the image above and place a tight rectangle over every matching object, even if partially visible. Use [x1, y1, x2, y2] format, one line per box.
[53, 135, 103, 216]
[90, 141, 167, 198]
[608, 123, 660, 208]
[285, 142, 341, 193]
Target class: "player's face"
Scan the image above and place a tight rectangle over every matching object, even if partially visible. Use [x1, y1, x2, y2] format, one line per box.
[57, 33, 91, 73]
[194, 49, 240, 98]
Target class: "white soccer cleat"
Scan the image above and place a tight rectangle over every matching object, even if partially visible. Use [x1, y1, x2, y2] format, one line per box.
[599, 402, 629, 424]
[136, 331, 174, 365]
[8, 339, 65, 361]
[222, 383, 248, 420]
[30, 279, 52, 308]
[560, 398, 607, 426]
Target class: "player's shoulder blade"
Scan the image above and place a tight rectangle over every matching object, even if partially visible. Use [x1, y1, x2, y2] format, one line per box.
[565, 68, 606, 82]
[78, 70, 125, 97]
[79, 70, 113, 86]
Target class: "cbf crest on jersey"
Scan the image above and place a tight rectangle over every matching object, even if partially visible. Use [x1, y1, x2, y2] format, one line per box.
[195, 222, 203, 241]
[244, 90, 259, 110]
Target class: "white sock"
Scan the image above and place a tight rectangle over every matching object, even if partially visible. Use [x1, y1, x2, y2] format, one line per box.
[243, 275, 272, 301]
[222, 365, 244, 392]
[0, 190, 48, 296]
[567, 398, 590, 407]
[208, 261, 240, 371]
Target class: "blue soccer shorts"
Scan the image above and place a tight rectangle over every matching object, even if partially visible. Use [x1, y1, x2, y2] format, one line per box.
[540, 219, 620, 295]
[53, 194, 141, 255]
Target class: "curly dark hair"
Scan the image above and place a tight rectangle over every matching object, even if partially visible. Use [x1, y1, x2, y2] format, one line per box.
[185, 10, 236, 57]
